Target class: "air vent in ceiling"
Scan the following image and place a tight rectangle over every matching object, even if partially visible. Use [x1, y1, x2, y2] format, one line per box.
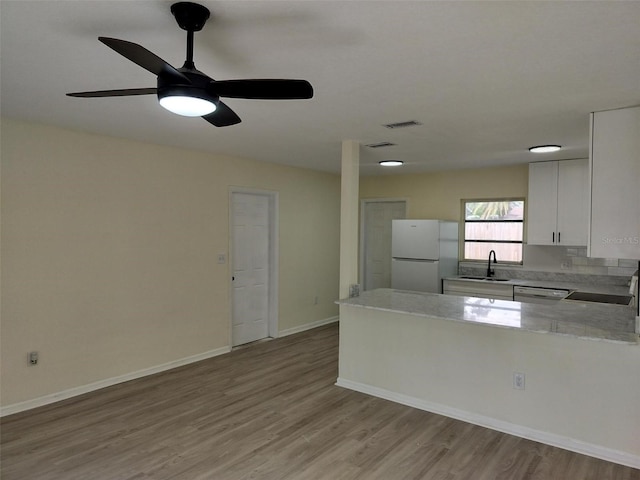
[383, 120, 422, 129]
[365, 141, 396, 149]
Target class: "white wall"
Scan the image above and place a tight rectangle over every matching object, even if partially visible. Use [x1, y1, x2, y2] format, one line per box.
[338, 305, 640, 468]
[0, 118, 341, 409]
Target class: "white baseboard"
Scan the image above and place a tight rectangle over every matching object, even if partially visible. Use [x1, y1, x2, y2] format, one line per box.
[1, 346, 231, 417]
[335, 377, 640, 470]
[2, 318, 340, 418]
[278, 316, 339, 337]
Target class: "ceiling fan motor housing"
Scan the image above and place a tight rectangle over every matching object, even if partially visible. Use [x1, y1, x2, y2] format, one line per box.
[171, 2, 211, 32]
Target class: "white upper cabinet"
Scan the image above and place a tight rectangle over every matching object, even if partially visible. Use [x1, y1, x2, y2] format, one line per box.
[527, 159, 589, 246]
[589, 106, 640, 259]
[528, 161, 558, 245]
[556, 160, 590, 246]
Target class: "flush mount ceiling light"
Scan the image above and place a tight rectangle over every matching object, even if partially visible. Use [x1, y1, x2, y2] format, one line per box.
[379, 160, 404, 167]
[365, 141, 396, 149]
[529, 145, 561, 153]
[383, 120, 422, 129]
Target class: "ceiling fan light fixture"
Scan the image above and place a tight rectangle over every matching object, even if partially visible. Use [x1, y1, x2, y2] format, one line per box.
[529, 145, 561, 153]
[158, 85, 217, 116]
[159, 94, 216, 117]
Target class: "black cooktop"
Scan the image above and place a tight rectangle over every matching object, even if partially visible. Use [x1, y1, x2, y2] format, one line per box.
[565, 291, 632, 305]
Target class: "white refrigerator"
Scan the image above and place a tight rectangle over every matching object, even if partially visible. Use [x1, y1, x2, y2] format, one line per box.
[391, 220, 458, 293]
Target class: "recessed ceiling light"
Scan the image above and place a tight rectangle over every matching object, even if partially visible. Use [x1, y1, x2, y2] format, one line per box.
[379, 160, 404, 167]
[529, 145, 561, 153]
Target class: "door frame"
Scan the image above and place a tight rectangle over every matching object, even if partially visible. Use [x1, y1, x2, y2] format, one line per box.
[359, 198, 408, 290]
[228, 187, 279, 347]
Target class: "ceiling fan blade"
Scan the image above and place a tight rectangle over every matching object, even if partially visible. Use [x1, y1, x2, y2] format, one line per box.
[202, 102, 241, 127]
[67, 87, 157, 98]
[98, 37, 190, 84]
[211, 79, 313, 100]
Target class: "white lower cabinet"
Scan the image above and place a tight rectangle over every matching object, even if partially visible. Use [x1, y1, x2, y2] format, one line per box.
[442, 279, 514, 301]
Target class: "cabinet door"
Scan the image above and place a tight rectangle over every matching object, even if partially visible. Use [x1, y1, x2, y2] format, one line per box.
[527, 161, 558, 245]
[442, 279, 513, 300]
[557, 159, 588, 246]
[589, 107, 640, 259]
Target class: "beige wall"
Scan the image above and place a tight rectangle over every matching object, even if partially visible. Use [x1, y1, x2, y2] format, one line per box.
[360, 165, 528, 221]
[1, 118, 340, 407]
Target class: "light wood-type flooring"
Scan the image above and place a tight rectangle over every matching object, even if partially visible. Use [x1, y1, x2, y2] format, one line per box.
[2, 323, 638, 479]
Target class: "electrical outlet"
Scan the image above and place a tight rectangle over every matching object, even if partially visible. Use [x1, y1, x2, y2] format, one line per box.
[561, 261, 571, 270]
[217, 253, 226, 264]
[513, 372, 525, 390]
[28, 351, 39, 366]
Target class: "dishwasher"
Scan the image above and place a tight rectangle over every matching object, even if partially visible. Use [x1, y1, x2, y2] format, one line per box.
[513, 286, 570, 304]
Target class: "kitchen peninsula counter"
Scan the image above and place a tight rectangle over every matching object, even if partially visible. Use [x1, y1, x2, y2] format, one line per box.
[337, 288, 637, 344]
[336, 288, 640, 467]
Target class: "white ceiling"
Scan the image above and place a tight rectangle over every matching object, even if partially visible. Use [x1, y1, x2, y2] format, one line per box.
[2, 1, 640, 175]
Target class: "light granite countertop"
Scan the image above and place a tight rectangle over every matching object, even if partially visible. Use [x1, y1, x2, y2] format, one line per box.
[337, 288, 638, 344]
[443, 276, 631, 296]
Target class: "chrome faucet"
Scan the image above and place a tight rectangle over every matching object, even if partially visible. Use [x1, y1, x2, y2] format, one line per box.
[487, 250, 497, 277]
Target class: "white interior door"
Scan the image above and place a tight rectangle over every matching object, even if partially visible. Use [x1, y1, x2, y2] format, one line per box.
[231, 192, 270, 347]
[362, 201, 407, 291]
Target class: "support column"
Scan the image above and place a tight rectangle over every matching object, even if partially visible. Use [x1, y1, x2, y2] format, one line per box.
[339, 140, 360, 299]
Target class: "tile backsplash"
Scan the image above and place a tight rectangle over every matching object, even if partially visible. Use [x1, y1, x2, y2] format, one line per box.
[523, 245, 639, 277]
[459, 245, 638, 286]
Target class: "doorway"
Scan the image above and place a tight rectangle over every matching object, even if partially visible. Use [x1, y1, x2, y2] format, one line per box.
[230, 189, 278, 347]
[360, 199, 407, 291]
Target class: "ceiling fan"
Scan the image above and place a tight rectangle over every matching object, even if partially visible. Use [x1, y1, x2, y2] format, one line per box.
[67, 2, 313, 127]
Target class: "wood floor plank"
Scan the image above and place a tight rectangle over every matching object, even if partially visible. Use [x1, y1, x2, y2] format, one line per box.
[1, 323, 638, 480]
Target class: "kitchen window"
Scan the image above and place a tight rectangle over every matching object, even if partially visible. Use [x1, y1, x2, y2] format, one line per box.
[463, 199, 524, 263]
